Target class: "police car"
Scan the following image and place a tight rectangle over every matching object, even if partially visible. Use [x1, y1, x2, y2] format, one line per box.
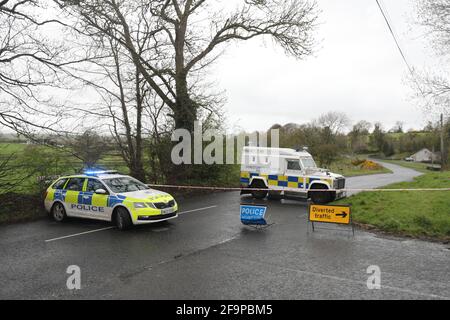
[44, 170, 178, 230]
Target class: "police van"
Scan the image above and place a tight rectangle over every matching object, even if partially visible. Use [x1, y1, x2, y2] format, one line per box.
[44, 170, 178, 230]
[240, 147, 346, 204]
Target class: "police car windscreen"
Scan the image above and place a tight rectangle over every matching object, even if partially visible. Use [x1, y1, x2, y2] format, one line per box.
[103, 177, 149, 193]
[300, 157, 317, 168]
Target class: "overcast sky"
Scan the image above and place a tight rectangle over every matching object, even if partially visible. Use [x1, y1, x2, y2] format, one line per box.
[211, 0, 446, 133]
[1, 0, 444, 136]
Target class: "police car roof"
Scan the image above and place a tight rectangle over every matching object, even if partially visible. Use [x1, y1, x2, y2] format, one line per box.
[95, 174, 126, 180]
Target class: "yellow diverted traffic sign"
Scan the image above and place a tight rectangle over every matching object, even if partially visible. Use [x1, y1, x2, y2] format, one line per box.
[309, 204, 351, 225]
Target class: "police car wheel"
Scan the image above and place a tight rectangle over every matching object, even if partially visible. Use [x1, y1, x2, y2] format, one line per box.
[52, 203, 67, 222]
[115, 207, 132, 230]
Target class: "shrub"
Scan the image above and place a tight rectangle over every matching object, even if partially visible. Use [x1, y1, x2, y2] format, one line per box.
[351, 158, 366, 166]
[360, 160, 383, 170]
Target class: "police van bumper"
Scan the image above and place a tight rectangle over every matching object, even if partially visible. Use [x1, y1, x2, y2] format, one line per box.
[335, 190, 347, 200]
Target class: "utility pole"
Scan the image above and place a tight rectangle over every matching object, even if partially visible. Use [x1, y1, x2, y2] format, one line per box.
[440, 113, 446, 171]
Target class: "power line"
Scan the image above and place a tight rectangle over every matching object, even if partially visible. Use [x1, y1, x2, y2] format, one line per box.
[375, 0, 425, 96]
[375, 0, 413, 74]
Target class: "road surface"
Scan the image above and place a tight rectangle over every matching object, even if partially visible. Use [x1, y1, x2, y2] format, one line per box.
[0, 161, 448, 300]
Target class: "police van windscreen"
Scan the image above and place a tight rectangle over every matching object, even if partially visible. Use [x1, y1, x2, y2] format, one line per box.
[300, 157, 317, 168]
[103, 177, 149, 193]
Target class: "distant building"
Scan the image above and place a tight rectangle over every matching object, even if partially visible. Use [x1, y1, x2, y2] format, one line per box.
[410, 148, 441, 163]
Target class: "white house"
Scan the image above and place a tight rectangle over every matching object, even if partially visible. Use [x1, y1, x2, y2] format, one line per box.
[410, 148, 441, 163]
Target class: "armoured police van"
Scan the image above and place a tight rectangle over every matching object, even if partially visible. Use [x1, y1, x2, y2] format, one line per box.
[240, 147, 346, 204]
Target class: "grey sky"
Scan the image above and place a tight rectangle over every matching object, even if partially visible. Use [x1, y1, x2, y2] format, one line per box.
[1, 0, 445, 136]
[212, 0, 447, 133]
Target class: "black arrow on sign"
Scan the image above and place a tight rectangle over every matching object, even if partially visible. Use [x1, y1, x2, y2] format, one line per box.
[336, 212, 348, 218]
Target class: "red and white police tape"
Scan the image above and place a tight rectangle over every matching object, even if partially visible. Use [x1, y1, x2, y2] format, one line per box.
[148, 184, 450, 192]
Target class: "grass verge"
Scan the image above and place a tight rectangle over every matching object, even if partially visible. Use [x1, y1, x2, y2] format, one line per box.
[334, 171, 450, 242]
[328, 158, 392, 177]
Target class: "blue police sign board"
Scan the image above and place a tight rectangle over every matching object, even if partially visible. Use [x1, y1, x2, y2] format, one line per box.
[240, 205, 267, 226]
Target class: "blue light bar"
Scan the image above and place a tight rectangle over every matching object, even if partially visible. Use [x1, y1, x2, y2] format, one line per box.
[83, 169, 119, 177]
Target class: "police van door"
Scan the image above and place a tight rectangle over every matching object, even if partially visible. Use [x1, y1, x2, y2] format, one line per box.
[83, 178, 111, 220]
[64, 177, 86, 217]
[285, 159, 305, 191]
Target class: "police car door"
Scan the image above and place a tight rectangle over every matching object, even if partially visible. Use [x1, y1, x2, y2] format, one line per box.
[285, 159, 305, 191]
[64, 177, 86, 217]
[83, 178, 111, 220]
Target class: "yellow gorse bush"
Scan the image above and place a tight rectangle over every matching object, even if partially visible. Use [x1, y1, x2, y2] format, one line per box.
[360, 160, 383, 170]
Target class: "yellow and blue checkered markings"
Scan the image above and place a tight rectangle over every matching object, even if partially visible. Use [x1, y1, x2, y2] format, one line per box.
[54, 189, 67, 202]
[51, 189, 125, 208]
[107, 195, 126, 207]
[241, 172, 332, 189]
[240, 171, 252, 185]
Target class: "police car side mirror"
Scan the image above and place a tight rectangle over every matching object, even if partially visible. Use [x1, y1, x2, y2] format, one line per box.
[95, 189, 107, 195]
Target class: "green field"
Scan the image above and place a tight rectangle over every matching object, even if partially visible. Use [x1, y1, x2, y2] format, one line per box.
[334, 171, 450, 241]
[0, 143, 28, 154]
[0, 142, 126, 194]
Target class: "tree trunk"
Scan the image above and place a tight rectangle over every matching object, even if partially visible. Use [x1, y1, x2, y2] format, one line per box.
[129, 161, 146, 182]
[167, 72, 197, 183]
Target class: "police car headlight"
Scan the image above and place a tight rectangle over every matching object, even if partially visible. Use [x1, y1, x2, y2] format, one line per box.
[146, 203, 156, 209]
[134, 202, 147, 209]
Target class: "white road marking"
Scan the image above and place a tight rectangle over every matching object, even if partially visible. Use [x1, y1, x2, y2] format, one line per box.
[151, 227, 170, 233]
[178, 205, 218, 215]
[45, 205, 218, 242]
[45, 227, 116, 243]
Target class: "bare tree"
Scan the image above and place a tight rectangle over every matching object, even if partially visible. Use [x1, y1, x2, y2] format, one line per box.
[314, 111, 351, 135]
[417, 0, 450, 53]
[59, 21, 168, 180]
[413, 0, 450, 114]
[56, 0, 319, 133]
[87, 38, 151, 180]
[68, 129, 109, 168]
[412, 71, 450, 115]
[0, 0, 93, 137]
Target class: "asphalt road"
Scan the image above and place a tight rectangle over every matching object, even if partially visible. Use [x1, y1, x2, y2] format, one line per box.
[0, 162, 449, 300]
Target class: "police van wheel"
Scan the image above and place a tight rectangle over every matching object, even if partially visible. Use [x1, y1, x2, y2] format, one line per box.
[52, 203, 67, 222]
[310, 186, 333, 204]
[250, 181, 268, 199]
[115, 207, 132, 231]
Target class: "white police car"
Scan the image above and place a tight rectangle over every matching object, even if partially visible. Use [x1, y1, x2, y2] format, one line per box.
[44, 170, 178, 230]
